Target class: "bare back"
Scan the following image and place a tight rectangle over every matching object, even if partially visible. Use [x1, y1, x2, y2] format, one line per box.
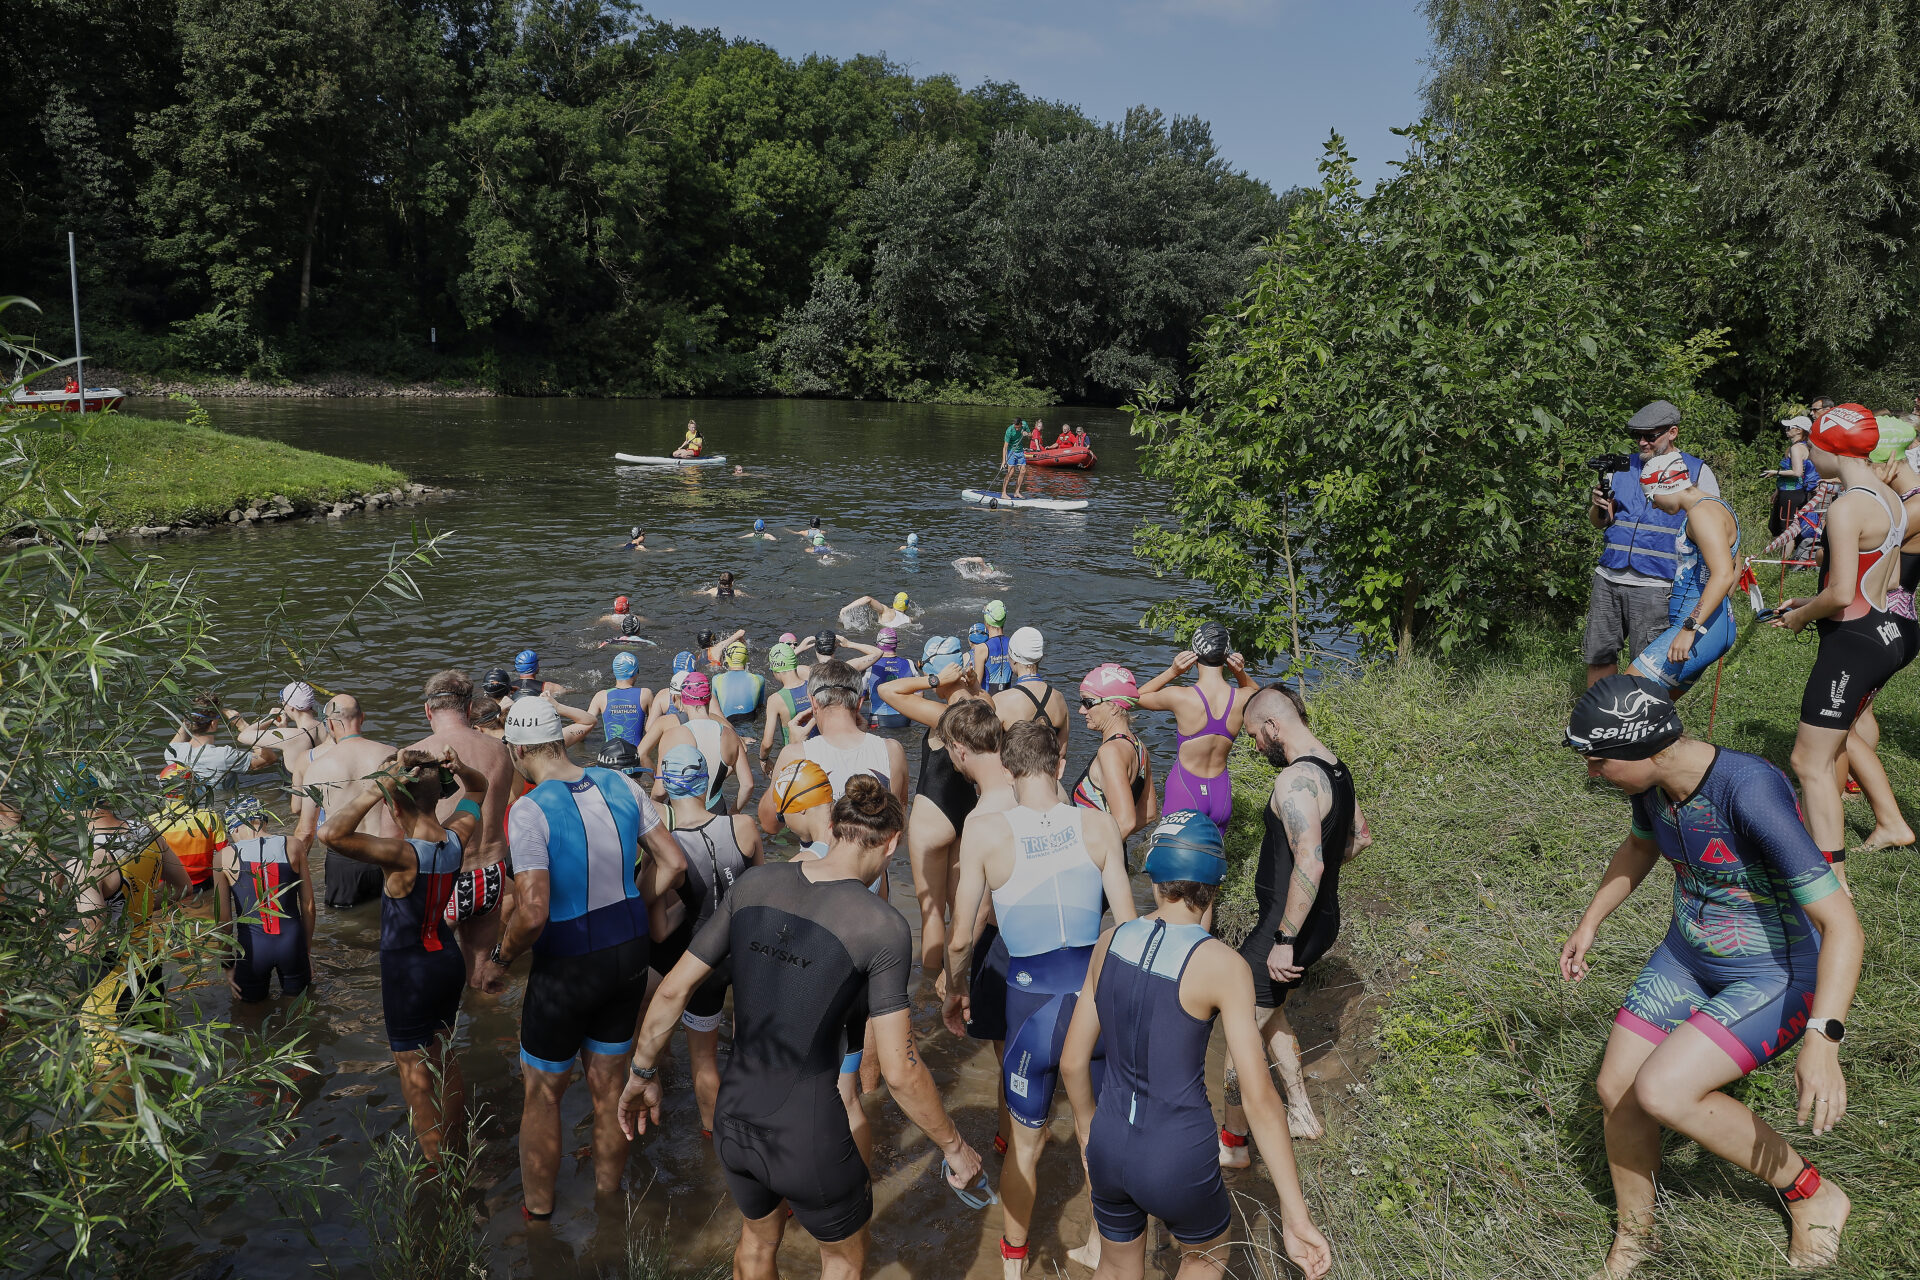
[301, 736, 400, 841]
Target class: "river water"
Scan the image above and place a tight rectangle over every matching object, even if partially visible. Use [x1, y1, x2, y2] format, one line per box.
[125, 396, 1327, 1279]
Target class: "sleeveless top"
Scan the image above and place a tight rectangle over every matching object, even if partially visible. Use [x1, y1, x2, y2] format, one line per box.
[992, 802, 1103, 957]
[863, 655, 917, 728]
[1821, 486, 1907, 619]
[603, 685, 647, 746]
[380, 829, 463, 954]
[1251, 756, 1355, 941]
[1668, 497, 1740, 623]
[803, 732, 893, 798]
[684, 716, 726, 775]
[231, 835, 300, 937]
[671, 816, 751, 935]
[1097, 918, 1215, 1120]
[714, 670, 765, 721]
[983, 634, 1013, 691]
[1072, 734, 1148, 813]
[772, 683, 814, 744]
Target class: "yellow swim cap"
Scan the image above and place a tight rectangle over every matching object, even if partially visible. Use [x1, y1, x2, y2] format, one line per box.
[893, 591, 910, 611]
[724, 642, 749, 669]
[773, 760, 832, 814]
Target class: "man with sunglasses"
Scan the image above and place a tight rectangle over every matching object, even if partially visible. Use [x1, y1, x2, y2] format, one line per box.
[1584, 400, 1722, 688]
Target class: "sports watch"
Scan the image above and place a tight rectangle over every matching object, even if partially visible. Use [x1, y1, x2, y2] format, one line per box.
[630, 1062, 658, 1080]
[1809, 1018, 1845, 1044]
[1273, 930, 1298, 948]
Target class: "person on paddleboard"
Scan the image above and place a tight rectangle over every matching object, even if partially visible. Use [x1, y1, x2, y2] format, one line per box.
[999, 421, 1029, 501]
[673, 420, 704, 459]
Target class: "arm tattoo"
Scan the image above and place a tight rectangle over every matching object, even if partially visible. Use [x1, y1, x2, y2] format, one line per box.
[1278, 775, 1326, 934]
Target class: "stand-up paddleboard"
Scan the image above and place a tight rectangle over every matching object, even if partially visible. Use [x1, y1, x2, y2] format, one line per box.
[961, 488, 1089, 512]
[614, 453, 729, 467]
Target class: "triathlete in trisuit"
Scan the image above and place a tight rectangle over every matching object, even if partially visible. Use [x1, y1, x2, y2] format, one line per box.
[576, 651, 652, 753]
[319, 747, 491, 1164]
[974, 601, 1013, 693]
[672, 418, 704, 459]
[654, 745, 764, 1138]
[621, 777, 984, 1280]
[998, 420, 1030, 502]
[483, 696, 687, 1220]
[1770, 405, 1920, 889]
[861, 627, 917, 729]
[213, 795, 313, 1003]
[1220, 683, 1371, 1151]
[1852, 416, 1920, 851]
[712, 641, 768, 732]
[1561, 677, 1860, 1276]
[990, 626, 1070, 754]
[696, 571, 749, 599]
[650, 652, 699, 723]
[635, 672, 755, 814]
[1627, 451, 1741, 697]
[1137, 622, 1256, 831]
[759, 642, 813, 768]
[406, 670, 517, 989]
[843, 592, 914, 630]
[945, 722, 1135, 1278]
[1060, 811, 1333, 1280]
[1070, 664, 1159, 841]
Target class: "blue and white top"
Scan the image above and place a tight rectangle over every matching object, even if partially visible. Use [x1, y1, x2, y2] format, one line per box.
[991, 803, 1103, 957]
[508, 768, 661, 957]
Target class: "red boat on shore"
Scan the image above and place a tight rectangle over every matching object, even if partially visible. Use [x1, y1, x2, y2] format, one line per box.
[1024, 439, 1097, 470]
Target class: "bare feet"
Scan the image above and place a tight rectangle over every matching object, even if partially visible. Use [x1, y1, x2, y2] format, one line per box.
[1787, 1175, 1850, 1269]
[1858, 824, 1914, 851]
[1287, 1099, 1325, 1141]
[1587, 1228, 1657, 1279]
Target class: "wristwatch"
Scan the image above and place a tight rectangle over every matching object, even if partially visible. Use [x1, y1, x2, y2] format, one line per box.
[629, 1062, 658, 1080]
[488, 941, 506, 967]
[1273, 930, 1298, 948]
[1686, 618, 1708, 635]
[1809, 1018, 1845, 1044]
[927, 672, 940, 688]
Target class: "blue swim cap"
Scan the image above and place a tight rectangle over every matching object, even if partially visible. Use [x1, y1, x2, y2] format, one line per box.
[514, 648, 538, 675]
[672, 650, 698, 675]
[660, 744, 710, 798]
[611, 651, 639, 680]
[968, 622, 988, 644]
[754, 518, 766, 532]
[907, 532, 918, 546]
[1143, 811, 1227, 885]
[923, 635, 965, 674]
[51, 764, 106, 807]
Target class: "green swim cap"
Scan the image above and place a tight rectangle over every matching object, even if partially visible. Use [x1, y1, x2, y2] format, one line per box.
[769, 642, 798, 672]
[1870, 415, 1916, 463]
[984, 599, 1007, 625]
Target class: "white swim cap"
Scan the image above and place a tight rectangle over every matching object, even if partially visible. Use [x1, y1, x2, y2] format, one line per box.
[1010, 626, 1044, 662]
[504, 697, 563, 745]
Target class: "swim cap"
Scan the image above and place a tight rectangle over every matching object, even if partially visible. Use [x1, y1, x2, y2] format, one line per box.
[812, 532, 826, 546]
[810, 517, 821, 529]
[769, 643, 798, 672]
[724, 642, 749, 669]
[1565, 674, 1682, 760]
[969, 622, 988, 645]
[1870, 415, 1916, 463]
[816, 629, 838, 656]
[893, 592, 910, 611]
[1010, 626, 1044, 662]
[1143, 810, 1227, 885]
[613, 596, 630, 614]
[672, 650, 698, 674]
[280, 680, 315, 712]
[754, 518, 766, 532]
[482, 667, 512, 697]
[504, 697, 564, 745]
[1639, 450, 1694, 496]
[631, 527, 639, 538]
[923, 635, 965, 674]
[1191, 622, 1230, 666]
[681, 671, 712, 705]
[877, 627, 899, 652]
[670, 671, 689, 695]
[596, 738, 645, 774]
[1811, 403, 1879, 459]
[661, 744, 710, 798]
[906, 533, 918, 547]
[52, 764, 106, 807]
[1080, 663, 1139, 708]
[157, 762, 193, 794]
[772, 759, 833, 814]
[698, 630, 718, 649]
[611, 651, 639, 680]
[984, 600, 1007, 626]
[779, 632, 798, 645]
[514, 648, 539, 675]
[223, 794, 270, 832]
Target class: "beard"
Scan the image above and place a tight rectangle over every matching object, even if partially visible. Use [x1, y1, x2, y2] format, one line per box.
[1259, 736, 1290, 769]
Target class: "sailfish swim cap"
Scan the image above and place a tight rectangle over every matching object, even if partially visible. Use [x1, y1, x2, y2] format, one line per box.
[1639, 450, 1694, 497]
[611, 651, 639, 680]
[969, 622, 988, 644]
[816, 629, 838, 656]
[1143, 811, 1227, 885]
[681, 672, 712, 705]
[514, 649, 539, 675]
[1079, 663, 1139, 708]
[1565, 674, 1682, 760]
[1191, 622, 1230, 666]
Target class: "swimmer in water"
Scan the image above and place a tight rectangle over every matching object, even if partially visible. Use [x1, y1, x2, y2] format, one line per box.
[598, 595, 650, 633]
[805, 531, 837, 557]
[732, 465, 746, 476]
[672, 418, 704, 459]
[697, 628, 747, 668]
[695, 571, 749, 599]
[952, 556, 1003, 581]
[622, 527, 671, 552]
[739, 518, 777, 542]
[789, 516, 824, 538]
[899, 532, 920, 552]
[841, 592, 914, 629]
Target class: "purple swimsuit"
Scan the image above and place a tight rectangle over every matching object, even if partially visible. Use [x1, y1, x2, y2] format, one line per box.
[1162, 685, 1239, 828]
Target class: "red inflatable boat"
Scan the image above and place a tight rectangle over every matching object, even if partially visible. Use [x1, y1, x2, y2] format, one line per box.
[1023, 440, 1097, 470]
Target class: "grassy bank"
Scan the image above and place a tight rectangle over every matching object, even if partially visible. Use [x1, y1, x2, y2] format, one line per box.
[1216, 613, 1920, 1277]
[7, 410, 405, 528]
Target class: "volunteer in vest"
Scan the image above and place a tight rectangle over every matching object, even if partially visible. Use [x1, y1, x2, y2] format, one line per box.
[862, 627, 918, 728]
[712, 642, 767, 730]
[577, 651, 651, 750]
[1627, 452, 1742, 697]
[479, 696, 687, 1221]
[768, 658, 909, 809]
[1584, 400, 1722, 687]
[214, 795, 314, 1003]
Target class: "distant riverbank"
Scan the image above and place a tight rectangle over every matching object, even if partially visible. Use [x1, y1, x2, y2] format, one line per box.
[5, 409, 436, 539]
[47, 367, 494, 400]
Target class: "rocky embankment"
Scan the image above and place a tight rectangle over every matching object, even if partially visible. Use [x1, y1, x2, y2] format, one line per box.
[39, 483, 455, 546]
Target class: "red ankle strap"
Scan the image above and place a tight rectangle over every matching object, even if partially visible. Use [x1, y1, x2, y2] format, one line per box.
[993, 1134, 1008, 1154]
[1219, 1126, 1249, 1148]
[1000, 1238, 1029, 1260]
[1784, 1161, 1821, 1203]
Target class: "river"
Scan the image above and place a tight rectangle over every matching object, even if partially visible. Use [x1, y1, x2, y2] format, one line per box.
[125, 396, 1323, 1279]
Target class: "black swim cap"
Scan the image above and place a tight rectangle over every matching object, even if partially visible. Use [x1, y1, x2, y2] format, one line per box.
[816, 629, 838, 656]
[698, 629, 718, 649]
[810, 517, 821, 528]
[1566, 675, 1682, 760]
[596, 738, 643, 772]
[481, 667, 512, 696]
[1191, 621, 1230, 665]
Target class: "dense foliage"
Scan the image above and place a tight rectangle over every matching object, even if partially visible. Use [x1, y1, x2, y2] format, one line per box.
[1, 0, 1281, 401]
[1136, 2, 1741, 661]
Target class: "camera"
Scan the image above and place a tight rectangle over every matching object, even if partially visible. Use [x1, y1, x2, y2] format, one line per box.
[1586, 453, 1635, 475]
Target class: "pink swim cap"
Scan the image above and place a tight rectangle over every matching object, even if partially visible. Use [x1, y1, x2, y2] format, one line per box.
[681, 671, 712, 704]
[1079, 663, 1139, 708]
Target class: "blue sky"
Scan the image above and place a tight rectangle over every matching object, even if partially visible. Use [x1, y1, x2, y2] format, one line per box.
[641, 0, 1436, 193]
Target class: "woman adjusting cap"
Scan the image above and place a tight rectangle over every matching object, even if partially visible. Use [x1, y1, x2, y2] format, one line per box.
[1810, 403, 1879, 459]
[1190, 621, 1230, 665]
[1143, 810, 1227, 885]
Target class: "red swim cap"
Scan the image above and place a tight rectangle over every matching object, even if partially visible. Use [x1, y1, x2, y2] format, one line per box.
[613, 595, 630, 613]
[1811, 403, 1879, 459]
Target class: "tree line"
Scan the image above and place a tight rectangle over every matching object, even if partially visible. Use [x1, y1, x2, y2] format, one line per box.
[2, 0, 1282, 402]
[1137, 0, 1920, 663]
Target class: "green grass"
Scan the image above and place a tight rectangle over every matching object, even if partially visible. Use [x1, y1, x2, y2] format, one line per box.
[7, 410, 404, 527]
[1214, 617, 1920, 1278]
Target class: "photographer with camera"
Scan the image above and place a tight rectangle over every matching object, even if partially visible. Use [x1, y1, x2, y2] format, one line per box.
[1584, 400, 1721, 688]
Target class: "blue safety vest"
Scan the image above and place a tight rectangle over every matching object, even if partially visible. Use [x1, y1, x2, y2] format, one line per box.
[1598, 452, 1707, 583]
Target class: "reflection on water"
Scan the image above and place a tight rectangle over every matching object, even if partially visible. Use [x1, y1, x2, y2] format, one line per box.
[125, 396, 1302, 1277]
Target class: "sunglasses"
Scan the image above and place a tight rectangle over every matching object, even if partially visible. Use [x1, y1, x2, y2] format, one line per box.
[1627, 430, 1663, 443]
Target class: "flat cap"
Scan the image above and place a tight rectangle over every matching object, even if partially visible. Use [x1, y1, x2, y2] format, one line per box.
[1628, 399, 1682, 430]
